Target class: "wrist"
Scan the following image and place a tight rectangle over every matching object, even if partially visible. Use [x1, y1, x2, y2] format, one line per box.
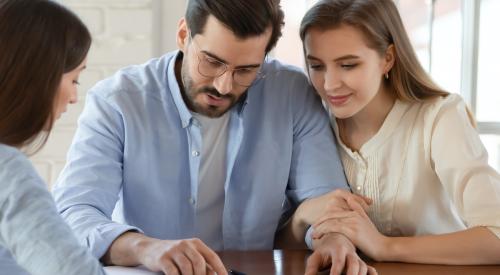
[103, 231, 151, 266]
[313, 232, 354, 250]
[377, 236, 398, 262]
[293, 200, 312, 229]
[133, 233, 155, 264]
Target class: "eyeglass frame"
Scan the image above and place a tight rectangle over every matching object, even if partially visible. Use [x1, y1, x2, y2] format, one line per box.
[187, 32, 267, 88]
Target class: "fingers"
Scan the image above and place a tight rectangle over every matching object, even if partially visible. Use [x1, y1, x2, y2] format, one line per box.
[311, 233, 361, 275]
[348, 196, 370, 212]
[150, 239, 224, 275]
[367, 266, 378, 275]
[161, 261, 180, 275]
[183, 244, 207, 275]
[356, 194, 372, 206]
[361, 195, 373, 205]
[346, 198, 369, 218]
[192, 239, 227, 275]
[335, 189, 372, 209]
[172, 253, 194, 275]
[342, 189, 372, 205]
[357, 260, 367, 275]
[313, 211, 355, 227]
[353, 258, 376, 275]
[304, 251, 325, 275]
[345, 254, 360, 275]
[206, 264, 217, 275]
[313, 221, 350, 240]
[328, 251, 346, 275]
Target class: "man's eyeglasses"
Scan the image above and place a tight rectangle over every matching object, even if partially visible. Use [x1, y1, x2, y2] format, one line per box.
[189, 33, 265, 87]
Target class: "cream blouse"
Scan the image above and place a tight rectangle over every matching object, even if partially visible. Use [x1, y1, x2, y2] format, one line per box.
[331, 94, 500, 238]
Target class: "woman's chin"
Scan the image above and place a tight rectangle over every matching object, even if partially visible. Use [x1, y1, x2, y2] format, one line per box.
[331, 108, 356, 120]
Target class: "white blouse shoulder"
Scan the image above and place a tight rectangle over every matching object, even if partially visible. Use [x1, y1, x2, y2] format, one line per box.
[331, 94, 500, 238]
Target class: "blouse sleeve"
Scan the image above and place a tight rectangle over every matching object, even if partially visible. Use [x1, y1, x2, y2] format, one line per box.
[0, 149, 105, 275]
[430, 95, 500, 238]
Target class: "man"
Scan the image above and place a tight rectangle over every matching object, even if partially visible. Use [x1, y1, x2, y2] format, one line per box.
[53, 0, 372, 274]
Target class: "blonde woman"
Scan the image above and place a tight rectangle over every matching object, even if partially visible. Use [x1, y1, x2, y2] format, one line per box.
[298, 0, 500, 271]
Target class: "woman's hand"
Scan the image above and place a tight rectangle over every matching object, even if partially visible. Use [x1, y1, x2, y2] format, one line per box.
[275, 189, 373, 250]
[297, 189, 373, 226]
[312, 209, 390, 261]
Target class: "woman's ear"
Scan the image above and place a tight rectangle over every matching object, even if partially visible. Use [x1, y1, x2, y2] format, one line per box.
[384, 44, 396, 73]
[176, 18, 189, 52]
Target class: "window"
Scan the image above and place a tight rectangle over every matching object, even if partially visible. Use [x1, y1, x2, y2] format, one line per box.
[477, 0, 500, 171]
[276, 0, 500, 172]
[401, 0, 462, 95]
[477, 0, 500, 122]
[273, 0, 310, 67]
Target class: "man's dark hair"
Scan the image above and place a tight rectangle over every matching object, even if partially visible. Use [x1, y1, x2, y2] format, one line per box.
[185, 0, 284, 53]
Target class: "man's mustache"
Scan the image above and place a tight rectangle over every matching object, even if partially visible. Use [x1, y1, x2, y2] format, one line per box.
[202, 87, 233, 100]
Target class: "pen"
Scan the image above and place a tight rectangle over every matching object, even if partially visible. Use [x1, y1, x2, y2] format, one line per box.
[228, 268, 246, 275]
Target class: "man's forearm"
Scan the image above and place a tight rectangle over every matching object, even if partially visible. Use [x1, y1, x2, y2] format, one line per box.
[275, 217, 308, 249]
[275, 202, 312, 249]
[102, 231, 151, 266]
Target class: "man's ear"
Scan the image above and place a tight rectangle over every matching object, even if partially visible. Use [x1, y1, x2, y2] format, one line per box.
[177, 18, 189, 52]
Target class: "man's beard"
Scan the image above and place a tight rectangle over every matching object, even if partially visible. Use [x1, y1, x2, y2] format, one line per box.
[180, 60, 240, 118]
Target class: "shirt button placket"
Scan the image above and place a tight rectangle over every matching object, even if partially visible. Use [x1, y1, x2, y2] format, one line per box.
[189, 198, 196, 206]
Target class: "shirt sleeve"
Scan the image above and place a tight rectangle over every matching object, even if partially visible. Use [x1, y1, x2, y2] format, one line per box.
[286, 72, 349, 204]
[305, 226, 314, 250]
[430, 95, 500, 238]
[52, 90, 143, 259]
[0, 151, 105, 275]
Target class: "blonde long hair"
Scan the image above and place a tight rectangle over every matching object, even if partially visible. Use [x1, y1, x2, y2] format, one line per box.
[300, 0, 449, 102]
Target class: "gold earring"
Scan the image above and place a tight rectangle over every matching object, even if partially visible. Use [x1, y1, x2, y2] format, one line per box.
[384, 72, 389, 80]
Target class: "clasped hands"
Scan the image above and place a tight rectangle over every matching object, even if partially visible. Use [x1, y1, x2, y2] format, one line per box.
[302, 189, 386, 275]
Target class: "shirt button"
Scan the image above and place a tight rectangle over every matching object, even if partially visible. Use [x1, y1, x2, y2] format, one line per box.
[192, 150, 200, 157]
[188, 198, 196, 205]
[356, 186, 362, 191]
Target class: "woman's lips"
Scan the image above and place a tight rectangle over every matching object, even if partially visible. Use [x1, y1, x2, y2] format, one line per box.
[327, 94, 352, 106]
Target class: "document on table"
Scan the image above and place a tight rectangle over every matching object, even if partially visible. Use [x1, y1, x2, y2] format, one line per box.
[104, 265, 162, 275]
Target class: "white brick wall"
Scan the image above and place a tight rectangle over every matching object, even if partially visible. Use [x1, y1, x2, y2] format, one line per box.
[30, 0, 186, 188]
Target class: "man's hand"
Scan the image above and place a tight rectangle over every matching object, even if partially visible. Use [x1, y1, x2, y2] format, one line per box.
[103, 232, 227, 275]
[312, 209, 390, 262]
[305, 233, 377, 275]
[137, 237, 227, 275]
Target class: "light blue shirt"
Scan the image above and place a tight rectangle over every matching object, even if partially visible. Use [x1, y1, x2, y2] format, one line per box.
[53, 51, 347, 258]
[0, 144, 104, 275]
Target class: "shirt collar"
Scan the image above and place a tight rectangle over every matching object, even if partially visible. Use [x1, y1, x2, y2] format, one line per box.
[167, 51, 194, 128]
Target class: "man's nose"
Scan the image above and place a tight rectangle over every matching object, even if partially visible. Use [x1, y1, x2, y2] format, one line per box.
[213, 70, 233, 95]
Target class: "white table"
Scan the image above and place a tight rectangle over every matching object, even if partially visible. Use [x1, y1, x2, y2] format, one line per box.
[104, 266, 162, 275]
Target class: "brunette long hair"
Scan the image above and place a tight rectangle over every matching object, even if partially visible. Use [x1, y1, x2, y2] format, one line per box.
[0, 0, 91, 152]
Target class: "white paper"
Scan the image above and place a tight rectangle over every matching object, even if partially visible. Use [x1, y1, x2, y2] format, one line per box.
[104, 265, 162, 275]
